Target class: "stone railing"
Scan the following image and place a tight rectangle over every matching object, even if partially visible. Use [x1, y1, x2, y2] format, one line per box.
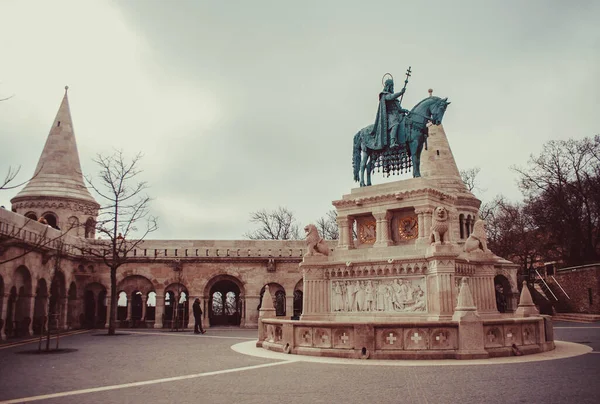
[1, 208, 340, 261]
[0, 208, 82, 256]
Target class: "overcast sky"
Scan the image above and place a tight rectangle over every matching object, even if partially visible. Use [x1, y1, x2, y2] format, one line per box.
[1, 0, 598, 240]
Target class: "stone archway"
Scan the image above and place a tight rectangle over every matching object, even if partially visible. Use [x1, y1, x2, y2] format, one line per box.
[205, 276, 244, 327]
[49, 271, 66, 330]
[118, 275, 154, 328]
[494, 275, 512, 313]
[84, 282, 107, 328]
[13, 266, 33, 336]
[164, 283, 189, 329]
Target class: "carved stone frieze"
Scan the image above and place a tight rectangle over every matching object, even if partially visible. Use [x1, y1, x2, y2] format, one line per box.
[332, 188, 456, 209]
[331, 276, 427, 313]
[325, 261, 428, 278]
[13, 199, 99, 216]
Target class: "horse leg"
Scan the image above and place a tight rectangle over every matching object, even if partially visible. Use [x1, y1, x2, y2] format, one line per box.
[359, 148, 368, 187]
[409, 137, 425, 178]
[366, 155, 374, 186]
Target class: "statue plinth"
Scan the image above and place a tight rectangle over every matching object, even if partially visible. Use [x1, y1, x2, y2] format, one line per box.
[258, 123, 554, 359]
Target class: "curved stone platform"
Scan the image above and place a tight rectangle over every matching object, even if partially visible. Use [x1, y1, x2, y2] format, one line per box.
[257, 316, 555, 360]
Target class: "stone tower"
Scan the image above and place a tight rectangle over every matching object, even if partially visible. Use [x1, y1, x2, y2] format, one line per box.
[11, 86, 99, 238]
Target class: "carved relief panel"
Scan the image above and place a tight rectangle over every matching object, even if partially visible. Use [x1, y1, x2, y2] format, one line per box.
[330, 276, 427, 313]
[356, 216, 376, 246]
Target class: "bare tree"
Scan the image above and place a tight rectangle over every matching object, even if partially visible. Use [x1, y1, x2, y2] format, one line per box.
[316, 209, 339, 240]
[513, 136, 600, 265]
[0, 165, 43, 191]
[244, 206, 300, 240]
[85, 150, 158, 335]
[460, 166, 485, 193]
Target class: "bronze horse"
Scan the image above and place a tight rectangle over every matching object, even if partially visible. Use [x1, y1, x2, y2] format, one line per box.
[352, 96, 450, 186]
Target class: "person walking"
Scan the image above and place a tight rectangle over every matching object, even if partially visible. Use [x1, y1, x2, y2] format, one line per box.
[193, 298, 205, 334]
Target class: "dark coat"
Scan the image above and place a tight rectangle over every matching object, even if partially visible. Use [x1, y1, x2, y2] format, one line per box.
[193, 301, 202, 319]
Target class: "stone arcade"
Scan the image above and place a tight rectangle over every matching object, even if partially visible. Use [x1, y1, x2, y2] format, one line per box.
[257, 119, 556, 359]
[0, 88, 320, 340]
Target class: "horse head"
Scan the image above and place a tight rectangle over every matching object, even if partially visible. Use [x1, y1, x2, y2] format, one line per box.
[429, 97, 450, 125]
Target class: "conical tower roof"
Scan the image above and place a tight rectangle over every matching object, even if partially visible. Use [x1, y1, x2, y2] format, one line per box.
[11, 87, 98, 206]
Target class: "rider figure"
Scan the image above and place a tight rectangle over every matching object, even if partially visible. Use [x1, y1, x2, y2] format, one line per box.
[373, 79, 409, 148]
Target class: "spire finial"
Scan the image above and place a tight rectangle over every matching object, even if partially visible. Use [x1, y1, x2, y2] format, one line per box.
[64, 85, 69, 93]
[428, 88, 433, 97]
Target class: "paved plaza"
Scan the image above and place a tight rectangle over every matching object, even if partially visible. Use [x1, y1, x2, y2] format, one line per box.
[0, 322, 599, 404]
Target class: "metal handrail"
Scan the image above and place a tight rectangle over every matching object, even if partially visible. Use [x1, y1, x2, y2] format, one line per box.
[551, 275, 571, 299]
[535, 270, 558, 301]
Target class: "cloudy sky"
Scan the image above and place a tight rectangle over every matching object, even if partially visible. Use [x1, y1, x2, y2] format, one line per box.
[0, 0, 598, 240]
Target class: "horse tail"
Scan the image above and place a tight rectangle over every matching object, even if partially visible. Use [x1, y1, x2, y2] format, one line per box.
[353, 132, 361, 182]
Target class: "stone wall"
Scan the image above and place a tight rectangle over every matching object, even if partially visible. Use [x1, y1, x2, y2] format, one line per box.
[552, 265, 600, 314]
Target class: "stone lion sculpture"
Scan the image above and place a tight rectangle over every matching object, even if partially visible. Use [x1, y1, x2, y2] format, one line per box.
[463, 219, 489, 253]
[304, 224, 330, 257]
[430, 206, 450, 245]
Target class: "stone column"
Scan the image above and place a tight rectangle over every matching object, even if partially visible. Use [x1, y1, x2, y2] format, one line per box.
[1, 294, 8, 340]
[154, 295, 164, 328]
[373, 211, 392, 247]
[141, 295, 147, 321]
[244, 295, 260, 328]
[337, 216, 355, 249]
[26, 294, 35, 336]
[105, 295, 112, 328]
[415, 208, 428, 240]
[60, 297, 68, 330]
[126, 294, 133, 323]
[336, 216, 347, 248]
[422, 209, 433, 242]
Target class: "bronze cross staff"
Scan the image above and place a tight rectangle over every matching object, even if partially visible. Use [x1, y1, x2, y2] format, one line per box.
[399, 66, 411, 105]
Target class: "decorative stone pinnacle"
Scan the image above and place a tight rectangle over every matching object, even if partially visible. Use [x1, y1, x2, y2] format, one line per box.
[455, 277, 476, 311]
[515, 281, 539, 317]
[428, 88, 433, 97]
[65, 85, 69, 92]
[261, 286, 275, 310]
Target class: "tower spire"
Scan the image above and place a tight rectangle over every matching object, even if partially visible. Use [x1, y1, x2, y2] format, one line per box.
[11, 87, 99, 231]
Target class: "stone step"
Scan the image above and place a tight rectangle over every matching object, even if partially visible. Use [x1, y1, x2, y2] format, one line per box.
[552, 313, 600, 323]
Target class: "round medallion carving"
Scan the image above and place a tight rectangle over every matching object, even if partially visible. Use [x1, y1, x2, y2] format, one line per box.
[398, 216, 418, 240]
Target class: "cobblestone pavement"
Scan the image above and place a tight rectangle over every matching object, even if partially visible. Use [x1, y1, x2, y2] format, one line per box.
[0, 322, 598, 404]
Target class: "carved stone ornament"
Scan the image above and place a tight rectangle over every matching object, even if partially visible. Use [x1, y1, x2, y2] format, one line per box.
[398, 216, 418, 240]
[429, 206, 449, 245]
[304, 224, 330, 257]
[463, 219, 489, 253]
[358, 219, 376, 244]
[331, 276, 427, 313]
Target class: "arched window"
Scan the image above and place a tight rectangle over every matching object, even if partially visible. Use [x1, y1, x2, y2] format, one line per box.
[459, 214, 465, 239]
[43, 213, 59, 230]
[85, 218, 96, 238]
[25, 212, 37, 221]
[465, 215, 472, 237]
